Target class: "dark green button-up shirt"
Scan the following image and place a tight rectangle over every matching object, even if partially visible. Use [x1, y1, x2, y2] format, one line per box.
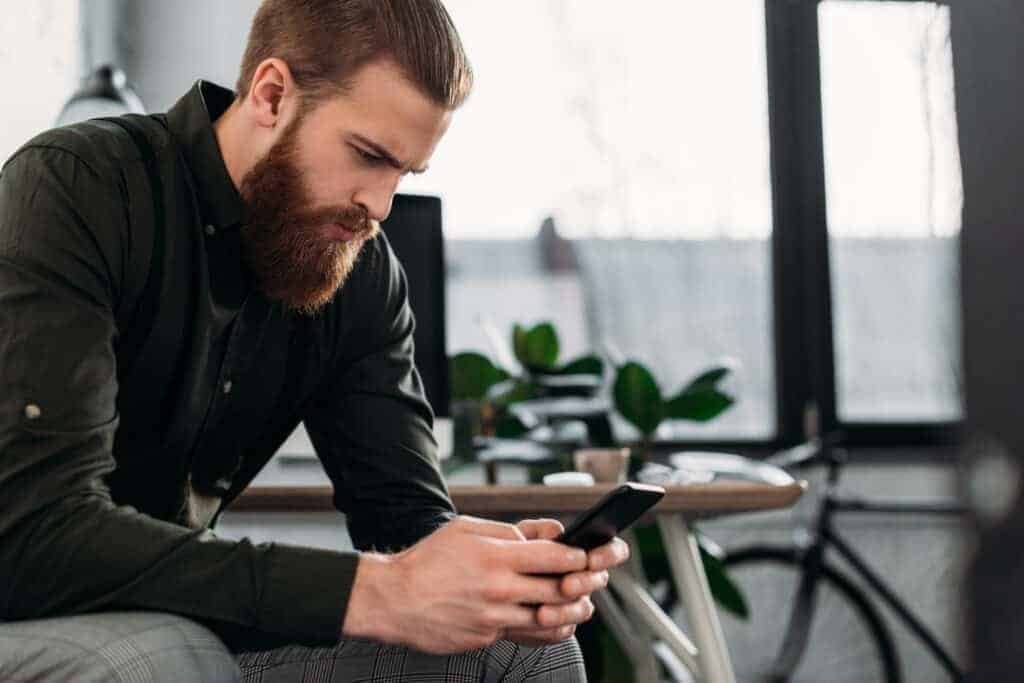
[0, 81, 455, 644]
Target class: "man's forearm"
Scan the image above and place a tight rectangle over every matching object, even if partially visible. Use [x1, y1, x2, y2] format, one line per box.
[1, 486, 359, 643]
[341, 552, 402, 642]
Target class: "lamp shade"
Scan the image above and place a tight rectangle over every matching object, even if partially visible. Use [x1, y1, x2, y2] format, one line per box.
[56, 64, 145, 126]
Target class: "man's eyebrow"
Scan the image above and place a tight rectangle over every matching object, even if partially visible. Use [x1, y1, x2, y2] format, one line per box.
[351, 134, 429, 175]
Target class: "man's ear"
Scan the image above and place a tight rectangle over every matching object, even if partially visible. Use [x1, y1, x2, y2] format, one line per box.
[245, 58, 297, 129]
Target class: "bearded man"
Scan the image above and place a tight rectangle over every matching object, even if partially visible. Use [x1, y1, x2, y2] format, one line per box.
[0, 1, 628, 681]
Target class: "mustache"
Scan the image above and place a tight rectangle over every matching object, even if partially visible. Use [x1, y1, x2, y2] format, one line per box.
[295, 205, 374, 236]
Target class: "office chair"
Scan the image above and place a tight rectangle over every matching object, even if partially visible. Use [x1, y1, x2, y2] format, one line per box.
[380, 193, 451, 419]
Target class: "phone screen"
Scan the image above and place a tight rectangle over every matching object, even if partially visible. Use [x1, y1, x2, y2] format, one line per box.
[556, 483, 665, 551]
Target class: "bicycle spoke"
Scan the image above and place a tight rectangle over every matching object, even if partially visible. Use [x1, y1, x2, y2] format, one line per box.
[669, 549, 898, 682]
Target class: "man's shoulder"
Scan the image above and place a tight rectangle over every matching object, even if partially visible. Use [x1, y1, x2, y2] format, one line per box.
[4, 115, 171, 181]
[317, 232, 402, 327]
[350, 231, 404, 294]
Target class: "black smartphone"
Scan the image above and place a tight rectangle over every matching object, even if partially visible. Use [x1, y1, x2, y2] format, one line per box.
[556, 483, 666, 551]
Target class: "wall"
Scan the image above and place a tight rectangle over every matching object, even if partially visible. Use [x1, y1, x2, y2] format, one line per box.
[121, 0, 258, 112]
[0, 1, 78, 162]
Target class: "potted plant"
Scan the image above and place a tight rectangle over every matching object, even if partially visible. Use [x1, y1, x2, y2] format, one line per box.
[612, 358, 736, 464]
[450, 335, 749, 681]
[448, 321, 605, 450]
[610, 357, 749, 611]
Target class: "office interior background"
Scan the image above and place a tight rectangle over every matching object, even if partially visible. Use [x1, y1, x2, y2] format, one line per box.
[2, 0, 1022, 680]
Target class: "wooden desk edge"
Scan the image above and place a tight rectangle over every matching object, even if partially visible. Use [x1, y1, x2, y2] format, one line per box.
[231, 481, 807, 515]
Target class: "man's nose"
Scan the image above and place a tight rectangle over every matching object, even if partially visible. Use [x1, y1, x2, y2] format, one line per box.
[353, 176, 400, 224]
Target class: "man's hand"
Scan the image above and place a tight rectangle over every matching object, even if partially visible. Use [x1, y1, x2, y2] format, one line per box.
[504, 518, 630, 647]
[341, 515, 597, 654]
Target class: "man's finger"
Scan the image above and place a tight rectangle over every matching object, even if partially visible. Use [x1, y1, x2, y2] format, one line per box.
[505, 625, 576, 646]
[536, 597, 595, 629]
[504, 575, 567, 605]
[452, 515, 527, 542]
[559, 569, 609, 599]
[501, 539, 588, 575]
[482, 605, 542, 631]
[587, 536, 631, 571]
[516, 518, 564, 541]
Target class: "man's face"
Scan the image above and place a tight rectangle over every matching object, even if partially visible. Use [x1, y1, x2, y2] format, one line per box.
[239, 59, 452, 315]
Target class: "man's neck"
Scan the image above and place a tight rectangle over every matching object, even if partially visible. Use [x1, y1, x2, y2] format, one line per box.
[212, 99, 250, 193]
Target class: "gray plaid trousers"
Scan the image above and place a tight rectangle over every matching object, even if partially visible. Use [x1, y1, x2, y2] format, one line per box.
[0, 612, 586, 682]
[236, 637, 586, 682]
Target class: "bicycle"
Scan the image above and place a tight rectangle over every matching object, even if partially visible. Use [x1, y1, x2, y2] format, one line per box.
[658, 434, 967, 682]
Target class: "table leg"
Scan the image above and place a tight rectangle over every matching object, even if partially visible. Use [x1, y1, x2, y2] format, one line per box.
[607, 567, 701, 676]
[592, 589, 663, 683]
[599, 527, 701, 680]
[657, 513, 736, 683]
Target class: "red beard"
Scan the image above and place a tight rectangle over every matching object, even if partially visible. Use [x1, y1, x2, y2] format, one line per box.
[238, 119, 379, 316]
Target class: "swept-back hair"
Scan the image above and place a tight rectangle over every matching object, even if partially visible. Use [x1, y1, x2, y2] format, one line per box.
[236, 0, 473, 109]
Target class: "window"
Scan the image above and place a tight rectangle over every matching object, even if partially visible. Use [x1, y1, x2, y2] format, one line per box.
[819, 1, 962, 424]
[403, 1, 777, 440]
[767, 0, 963, 446]
[101, 0, 965, 448]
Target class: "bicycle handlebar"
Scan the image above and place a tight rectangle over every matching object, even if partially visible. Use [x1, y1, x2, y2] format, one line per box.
[766, 439, 823, 469]
[765, 432, 847, 471]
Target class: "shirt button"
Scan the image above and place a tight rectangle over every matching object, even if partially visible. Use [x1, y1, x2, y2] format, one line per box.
[222, 380, 233, 394]
[24, 403, 42, 420]
[204, 224, 217, 237]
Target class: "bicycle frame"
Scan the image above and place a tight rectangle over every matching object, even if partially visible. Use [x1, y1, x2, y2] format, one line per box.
[771, 463, 967, 681]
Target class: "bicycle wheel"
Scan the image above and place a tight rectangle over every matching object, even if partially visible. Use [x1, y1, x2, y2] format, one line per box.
[665, 546, 901, 682]
[716, 548, 901, 683]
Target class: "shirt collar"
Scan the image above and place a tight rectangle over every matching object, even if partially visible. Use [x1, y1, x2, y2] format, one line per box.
[166, 80, 244, 230]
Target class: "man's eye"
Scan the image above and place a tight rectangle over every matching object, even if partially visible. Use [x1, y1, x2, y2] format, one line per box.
[356, 148, 384, 164]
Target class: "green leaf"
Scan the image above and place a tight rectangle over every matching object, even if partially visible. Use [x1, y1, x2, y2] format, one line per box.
[634, 524, 749, 621]
[512, 324, 529, 366]
[631, 523, 672, 584]
[688, 361, 736, 389]
[663, 386, 735, 422]
[449, 352, 509, 401]
[494, 413, 531, 438]
[558, 354, 605, 377]
[613, 361, 664, 436]
[700, 543, 750, 620]
[513, 322, 560, 371]
[488, 379, 536, 406]
[696, 530, 726, 561]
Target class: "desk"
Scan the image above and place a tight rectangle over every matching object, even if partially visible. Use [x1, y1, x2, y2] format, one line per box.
[235, 479, 804, 682]
[234, 481, 802, 517]
[454, 478, 805, 680]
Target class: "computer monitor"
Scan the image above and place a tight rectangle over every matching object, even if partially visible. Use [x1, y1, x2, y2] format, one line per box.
[380, 194, 450, 418]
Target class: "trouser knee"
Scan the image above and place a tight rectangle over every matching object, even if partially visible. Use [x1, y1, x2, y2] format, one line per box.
[485, 636, 587, 682]
[0, 611, 241, 683]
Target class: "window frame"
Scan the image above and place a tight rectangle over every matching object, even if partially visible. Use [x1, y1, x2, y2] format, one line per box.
[771, 0, 960, 449]
[656, 0, 961, 451]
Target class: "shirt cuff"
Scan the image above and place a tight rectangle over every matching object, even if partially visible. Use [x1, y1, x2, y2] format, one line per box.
[257, 543, 359, 644]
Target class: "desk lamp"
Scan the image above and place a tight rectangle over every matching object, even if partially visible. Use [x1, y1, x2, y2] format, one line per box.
[55, 64, 145, 125]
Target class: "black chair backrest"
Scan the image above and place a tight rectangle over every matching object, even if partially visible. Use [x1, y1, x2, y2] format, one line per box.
[380, 194, 450, 418]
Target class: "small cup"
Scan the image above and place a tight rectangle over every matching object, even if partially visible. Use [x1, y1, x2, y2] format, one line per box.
[573, 447, 631, 484]
[542, 471, 595, 487]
